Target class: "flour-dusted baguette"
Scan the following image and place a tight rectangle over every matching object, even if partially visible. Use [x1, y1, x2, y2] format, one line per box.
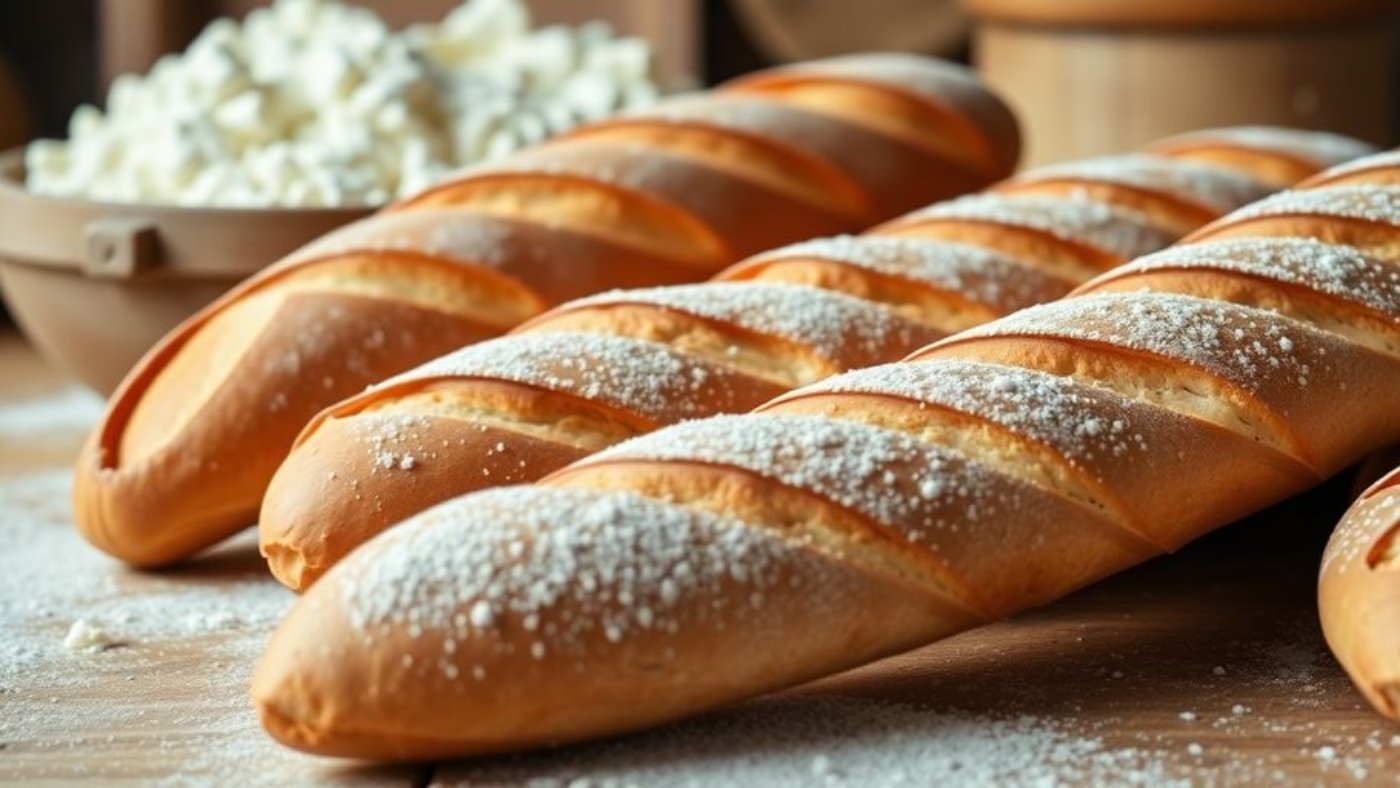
[1295, 149, 1400, 190]
[1309, 150, 1400, 724]
[990, 153, 1273, 234]
[71, 55, 1021, 568]
[251, 149, 1400, 760]
[257, 283, 937, 590]
[257, 150, 1275, 592]
[1147, 125, 1378, 188]
[1320, 467, 1400, 722]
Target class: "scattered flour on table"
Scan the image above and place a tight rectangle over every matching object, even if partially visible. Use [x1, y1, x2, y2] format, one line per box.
[0, 469, 292, 689]
[0, 464, 301, 784]
[453, 695, 1183, 788]
[3, 381, 1399, 784]
[0, 386, 104, 438]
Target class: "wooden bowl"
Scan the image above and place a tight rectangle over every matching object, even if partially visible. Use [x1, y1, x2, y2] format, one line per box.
[0, 149, 371, 393]
[961, 0, 1396, 166]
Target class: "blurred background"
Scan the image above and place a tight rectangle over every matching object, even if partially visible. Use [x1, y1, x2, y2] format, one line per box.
[2, 0, 1397, 161]
[0, 0, 968, 147]
[1, 0, 1397, 388]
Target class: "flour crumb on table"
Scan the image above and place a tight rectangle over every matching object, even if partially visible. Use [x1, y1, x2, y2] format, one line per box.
[0, 387, 104, 439]
[62, 620, 120, 652]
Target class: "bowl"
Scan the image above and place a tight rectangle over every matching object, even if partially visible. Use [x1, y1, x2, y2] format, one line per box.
[0, 148, 371, 394]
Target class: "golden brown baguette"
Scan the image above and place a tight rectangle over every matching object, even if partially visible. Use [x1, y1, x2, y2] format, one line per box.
[257, 283, 938, 590]
[71, 54, 1022, 568]
[1296, 148, 1400, 192]
[258, 151, 1274, 591]
[251, 150, 1400, 760]
[1310, 150, 1400, 724]
[1147, 125, 1378, 188]
[1320, 467, 1400, 722]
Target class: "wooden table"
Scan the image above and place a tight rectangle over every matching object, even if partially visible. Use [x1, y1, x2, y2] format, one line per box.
[1, 330, 1397, 785]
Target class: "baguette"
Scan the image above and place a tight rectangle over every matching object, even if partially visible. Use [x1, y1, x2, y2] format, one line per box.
[1147, 125, 1378, 188]
[72, 54, 1021, 567]
[1311, 151, 1400, 724]
[1321, 467, 1400, 722]
[251, 149, 1400, 760]
[258, 151, 1274, 592]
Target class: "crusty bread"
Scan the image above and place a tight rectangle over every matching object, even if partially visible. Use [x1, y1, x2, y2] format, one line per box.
[991, 153, 1271, 234]
[1147, 125, 1378, 188]
[1313, 141, 1400, 723]
[251, 148, 1399, 760]
[72, 54, 1022, 567]
[1300, 150, 1400, 190]
[1320, 467, 1400, 722]
[258, 283, 937, 589]
[259, 150, 1277, 592]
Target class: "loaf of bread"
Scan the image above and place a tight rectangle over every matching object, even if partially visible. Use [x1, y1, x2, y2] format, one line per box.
[1301, 151, 1400, 726]
[71, 54, 1022, 568]
[1148, 125, 1378, 188]
[1321, 465, 1400, 722]
[258, 150, 1277, 592]
[251, 146, 1400, 760]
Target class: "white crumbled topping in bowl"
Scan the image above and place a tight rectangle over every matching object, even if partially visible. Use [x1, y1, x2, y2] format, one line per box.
[24, 0, 657, 207]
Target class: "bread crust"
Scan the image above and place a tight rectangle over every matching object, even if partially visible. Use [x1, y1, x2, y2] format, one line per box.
[253, 486, 976, 761]
[585, 94, 987, 217]
[1148, 127, 1380, 188]
[253, 147, 1400, 759]
[75, 291, 497, 566]
[75, 54, 1022, 567]
[259, 149, 1274, 591]
[722, 52, 1022, 179]
[1320, 468, 1400, 721]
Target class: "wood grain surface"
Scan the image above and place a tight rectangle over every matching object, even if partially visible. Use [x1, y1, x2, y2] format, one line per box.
[1, 330, 1397, 785]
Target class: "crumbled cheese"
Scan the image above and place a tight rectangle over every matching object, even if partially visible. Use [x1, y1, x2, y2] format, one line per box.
[24, 0, 656, 207]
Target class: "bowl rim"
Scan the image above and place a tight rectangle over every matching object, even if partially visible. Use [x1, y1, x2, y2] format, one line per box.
[0, 146, 382, 218]
[0, 146, 374, 278]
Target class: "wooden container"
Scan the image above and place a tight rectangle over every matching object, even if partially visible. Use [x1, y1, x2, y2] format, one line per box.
[100, 0, 702, 90]
[0, 54, 29, 153]
[0, 150, 367, 393]
[962, 0, 1397, 166]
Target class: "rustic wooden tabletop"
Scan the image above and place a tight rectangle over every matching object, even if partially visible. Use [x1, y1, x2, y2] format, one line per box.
[1, 330, 1397, 786]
